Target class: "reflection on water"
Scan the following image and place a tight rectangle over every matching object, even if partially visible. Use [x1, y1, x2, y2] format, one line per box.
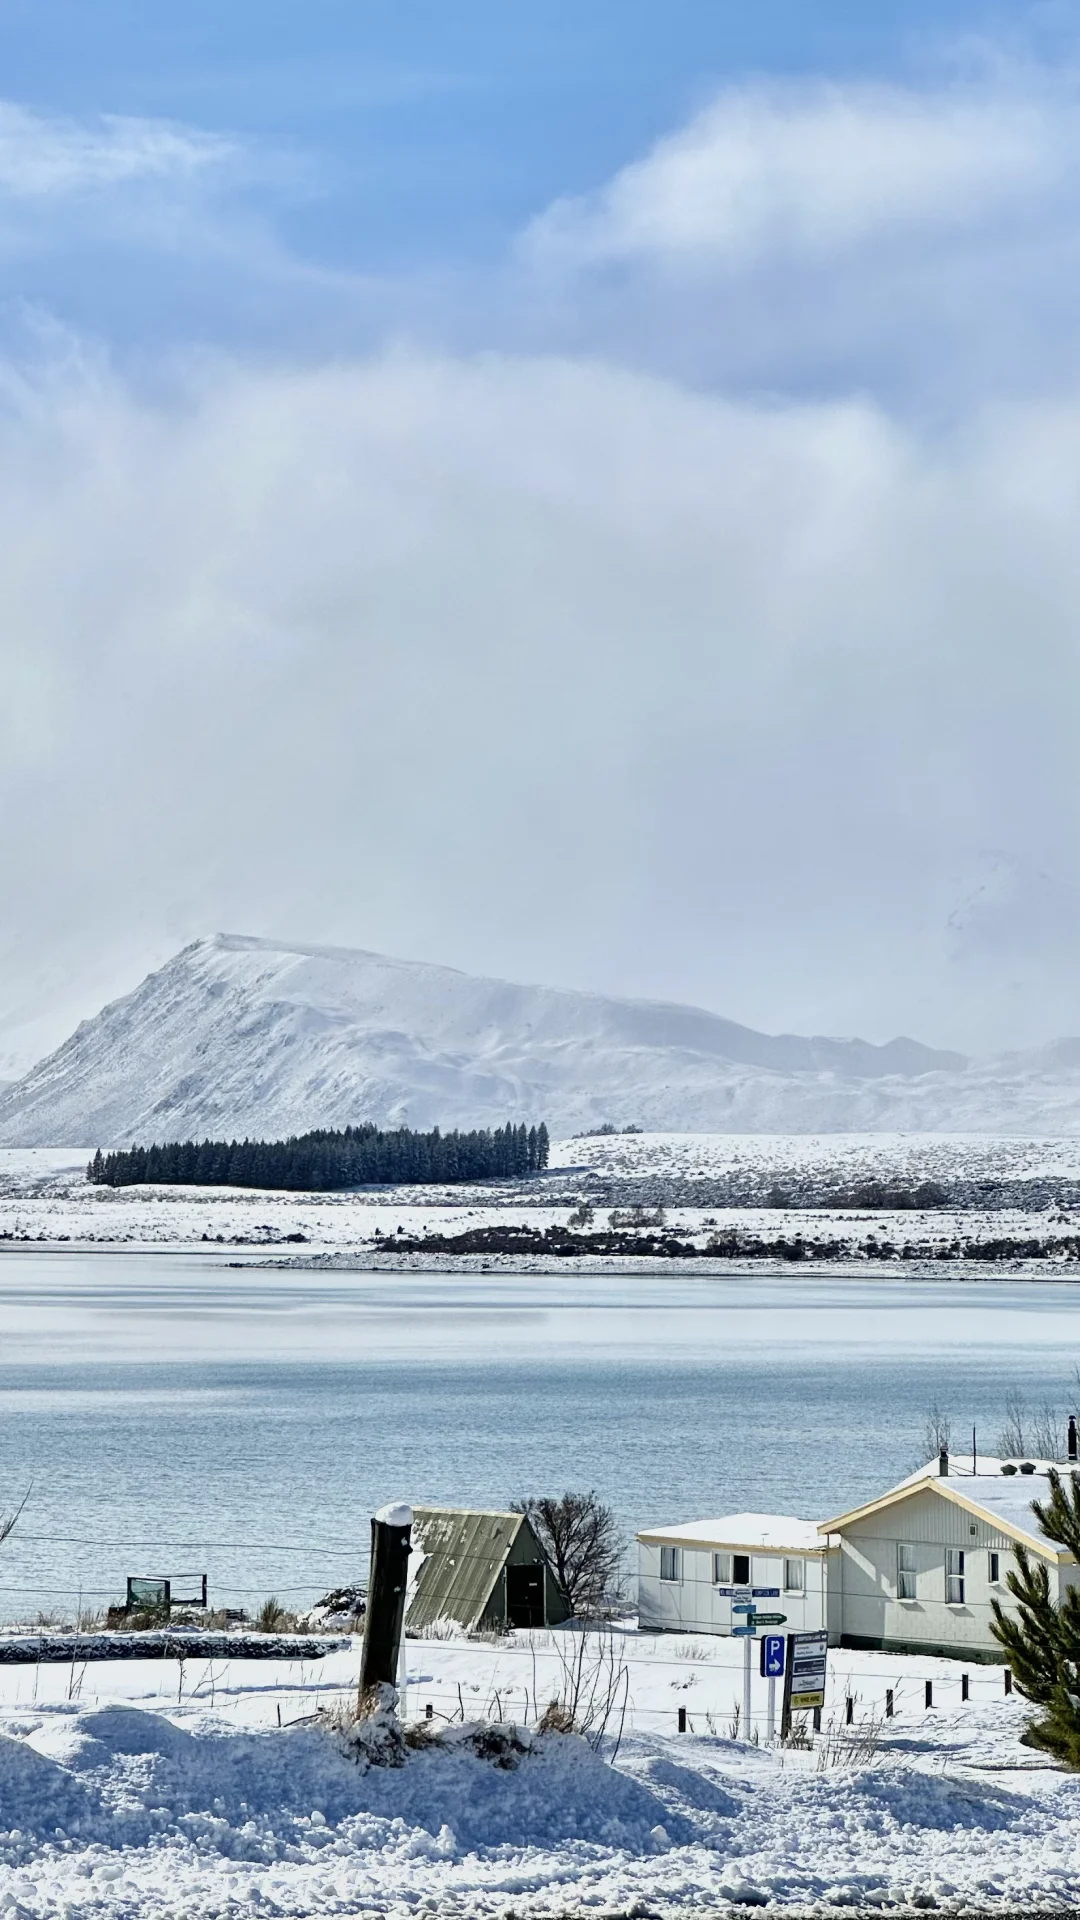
[0, 1251, 1077, 1621]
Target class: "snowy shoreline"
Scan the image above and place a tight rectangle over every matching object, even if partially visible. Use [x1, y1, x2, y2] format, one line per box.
[8, 1132, 1080, 1275]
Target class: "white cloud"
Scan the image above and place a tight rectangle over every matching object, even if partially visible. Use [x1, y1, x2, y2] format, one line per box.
[2, 346, 1080, 1061]
[525, 76, 1069, 270]
[0, 102, 234, 199]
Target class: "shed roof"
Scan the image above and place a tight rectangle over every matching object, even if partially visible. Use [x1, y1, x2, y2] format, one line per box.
[821, 1470, 1076, 1561]
[638, 1513, 824, 1553]
[406, 1508, 528, 1633]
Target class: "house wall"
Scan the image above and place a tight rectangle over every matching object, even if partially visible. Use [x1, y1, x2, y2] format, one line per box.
[832, 1484, 1068, 1658]
[637, 1542, 827, 1635]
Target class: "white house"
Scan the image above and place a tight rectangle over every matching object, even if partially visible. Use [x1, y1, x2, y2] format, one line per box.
[637, 1513, 828, 1636]
[823, 1458, 1080, 1659]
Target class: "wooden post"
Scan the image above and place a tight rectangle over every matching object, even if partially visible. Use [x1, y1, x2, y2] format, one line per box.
[358, 1502, 413, 1707]
[961, 1673, 969, 1702]
[1005, 1668, 1013, 1696]
[924, 1679, 933, 1709]
[678, 1706, 687, 1733]
[845, 1695, 853, 1725]
[885, 1688, 894, 1719]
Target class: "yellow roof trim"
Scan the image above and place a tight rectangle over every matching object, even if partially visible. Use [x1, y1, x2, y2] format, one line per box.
[819, 1477, 1066, 1561]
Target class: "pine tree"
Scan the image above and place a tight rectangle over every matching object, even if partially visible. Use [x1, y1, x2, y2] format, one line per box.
[991, 1469, 1080, 1766]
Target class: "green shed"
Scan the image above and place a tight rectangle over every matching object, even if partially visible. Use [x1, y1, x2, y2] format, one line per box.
[406, 1507, 571, 1633]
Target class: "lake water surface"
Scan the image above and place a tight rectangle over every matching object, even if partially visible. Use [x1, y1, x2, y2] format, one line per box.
[0, 1252, 1078, 1621]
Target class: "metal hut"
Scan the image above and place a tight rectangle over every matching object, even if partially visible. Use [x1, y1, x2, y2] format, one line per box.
[406, 1507, 571, 1633]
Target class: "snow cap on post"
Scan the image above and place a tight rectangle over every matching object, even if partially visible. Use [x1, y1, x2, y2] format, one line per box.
[375, 1502, 413, 1528]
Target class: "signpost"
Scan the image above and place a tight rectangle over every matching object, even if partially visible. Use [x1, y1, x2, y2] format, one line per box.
[760, 1633, 785, 1742]
[730, 1606, 788, 1734]
[780, 1629, 828, 1740]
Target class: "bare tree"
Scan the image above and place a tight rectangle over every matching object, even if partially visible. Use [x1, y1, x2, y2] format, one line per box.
[921, 1403, 953, 1464]
[1032, 1402, 1064, 1461]
[998, 1389, 1027, 1459]
[0, 1486, 30, 1548]
[513, 1491, 625, 1618]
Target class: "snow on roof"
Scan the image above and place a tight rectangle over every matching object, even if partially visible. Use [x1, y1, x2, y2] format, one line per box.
[638, 1513, 823, 1553]
[892, 1454, 1017, 1489]
[943, 1472, 1069, 1551]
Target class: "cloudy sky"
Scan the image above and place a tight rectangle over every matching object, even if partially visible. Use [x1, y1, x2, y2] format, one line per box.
[3, 0, 1080, 1073]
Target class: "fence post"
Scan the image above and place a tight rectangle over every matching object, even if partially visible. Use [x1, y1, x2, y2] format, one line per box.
[885, 1688, 894, 1719]
[358, 1503, 413, 1708]
[678, 1706, 687, 1733]
[961, 1673, 969, 1702]
[925, 1679, 933, 1709]
[1005, 1668, 1013, 1696]
[845, 1695, 854, 1725]
[425, 1702, 433, 1721]
[812, 1706, 822, 1732]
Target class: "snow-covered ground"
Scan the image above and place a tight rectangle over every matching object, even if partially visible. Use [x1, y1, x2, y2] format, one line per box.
[5, 1139, 1080, 1269]
[0, 1626, 1073, 1915]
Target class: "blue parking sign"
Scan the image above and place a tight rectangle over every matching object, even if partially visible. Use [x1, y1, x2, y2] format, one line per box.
[760, 1634, 785, 1679]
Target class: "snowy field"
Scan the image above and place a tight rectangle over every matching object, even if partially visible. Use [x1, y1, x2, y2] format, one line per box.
[6, 1137, 1080, 1269]
[0, 1625, 1074, 1916]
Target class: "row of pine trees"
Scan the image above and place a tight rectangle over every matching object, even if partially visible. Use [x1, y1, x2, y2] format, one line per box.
[87, 1121, 550, 1192]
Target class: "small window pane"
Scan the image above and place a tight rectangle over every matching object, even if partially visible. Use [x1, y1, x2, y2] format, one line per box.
[989, 1551, 1000, 1584]
[660, 1547, 681, 1583]
[713, 1552, 731, 1585]
[946, 1547, 965, 1604]
[897, 1543, 916, 1599]
[733, 1553, 751, 1585]
[784, 1558, 805, 1592]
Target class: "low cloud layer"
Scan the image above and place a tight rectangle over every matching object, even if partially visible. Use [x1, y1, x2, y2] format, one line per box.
[3, 53, 1080, 1071]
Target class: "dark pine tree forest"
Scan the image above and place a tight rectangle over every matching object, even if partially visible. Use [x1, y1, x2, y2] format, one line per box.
[87, 1122, 550, 1192]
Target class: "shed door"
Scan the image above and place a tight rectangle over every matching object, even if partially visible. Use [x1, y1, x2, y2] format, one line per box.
[507, 1563, 545, 1628]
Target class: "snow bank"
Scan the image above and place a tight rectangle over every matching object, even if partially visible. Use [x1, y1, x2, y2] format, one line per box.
[0, 1695, 1077, 1915]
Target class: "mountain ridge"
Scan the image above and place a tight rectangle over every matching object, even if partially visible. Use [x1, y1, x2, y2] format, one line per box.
[0, 932, 1076, 1146]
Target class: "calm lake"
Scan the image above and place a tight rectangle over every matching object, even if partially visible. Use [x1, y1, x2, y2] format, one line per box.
[0, 1252, 1078, 1622]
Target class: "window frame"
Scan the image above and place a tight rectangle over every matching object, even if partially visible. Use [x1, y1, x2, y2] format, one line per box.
[712, 1551, 732, 1586]
[659, 1546, 682, 1584]
[946, 1547, 965, 1605]
[784, 1557, 805, 1593]
[897, 1543, 917, 1600]
[988, 1550, 1000, 1585]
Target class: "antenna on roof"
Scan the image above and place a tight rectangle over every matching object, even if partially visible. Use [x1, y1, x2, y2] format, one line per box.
[973, 1425, 977, 1477]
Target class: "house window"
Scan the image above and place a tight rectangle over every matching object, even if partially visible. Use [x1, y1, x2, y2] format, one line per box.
[732, 1553, 751, 1585]
[989, 1551, 1000, 1585]
[713, 1552, 732, 1585]
[946, 1548, 965, 1604]
[784, 1558, 805, 1592]
[897, 1544, 917, 1599]
[660, 1547, 681, 1583]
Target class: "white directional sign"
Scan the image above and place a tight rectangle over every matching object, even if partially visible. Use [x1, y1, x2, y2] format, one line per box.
[787, 1629, 828, 1710]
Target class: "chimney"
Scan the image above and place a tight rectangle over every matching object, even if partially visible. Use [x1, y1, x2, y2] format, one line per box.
[939, 1448, 949, 1477]
[1069, 1415, 1078, 1464]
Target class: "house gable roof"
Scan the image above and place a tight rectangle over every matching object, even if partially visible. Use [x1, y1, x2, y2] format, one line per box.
[820, 1473, 1073, 1562]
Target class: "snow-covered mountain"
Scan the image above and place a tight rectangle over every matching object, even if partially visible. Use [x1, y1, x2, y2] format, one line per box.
[1, 933, 1080, 1146]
